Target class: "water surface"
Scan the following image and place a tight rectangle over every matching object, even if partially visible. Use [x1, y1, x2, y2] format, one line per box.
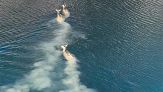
[0, 0, 163, 92]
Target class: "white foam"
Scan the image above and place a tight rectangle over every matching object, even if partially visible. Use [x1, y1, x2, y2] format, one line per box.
[0, 22, 70, 92]
[0, 5, 96, 92]
[59, 59, 96, 92]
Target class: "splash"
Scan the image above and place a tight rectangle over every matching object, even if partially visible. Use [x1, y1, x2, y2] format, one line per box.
[0, 4, 96, 92]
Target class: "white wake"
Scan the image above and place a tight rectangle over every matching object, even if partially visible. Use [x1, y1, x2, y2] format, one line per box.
[0, 5, 96, 92]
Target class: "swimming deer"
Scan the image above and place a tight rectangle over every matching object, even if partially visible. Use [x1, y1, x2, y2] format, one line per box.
[61, 45, 76, 63]
[56, 9, 65, 23]
[62, 4, 70, 18]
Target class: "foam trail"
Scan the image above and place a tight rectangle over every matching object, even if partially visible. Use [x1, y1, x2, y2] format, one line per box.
[0, 21, 70, 92]
[59, 58, 96, 92]
[0, 4, 96, 92]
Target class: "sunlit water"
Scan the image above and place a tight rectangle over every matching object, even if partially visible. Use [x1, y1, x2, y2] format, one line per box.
[0, 0, 163, 92]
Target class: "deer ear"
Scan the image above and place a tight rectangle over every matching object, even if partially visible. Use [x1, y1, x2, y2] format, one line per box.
[65, 44, 68, 47]
[62, 4, 66, 7]
[56, 9, 61, 12]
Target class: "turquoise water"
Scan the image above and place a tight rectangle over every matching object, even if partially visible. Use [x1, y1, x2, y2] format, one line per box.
[0, 0, 163, 92]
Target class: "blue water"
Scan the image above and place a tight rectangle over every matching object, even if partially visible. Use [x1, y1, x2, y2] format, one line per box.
[0, 0, 163, 92]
